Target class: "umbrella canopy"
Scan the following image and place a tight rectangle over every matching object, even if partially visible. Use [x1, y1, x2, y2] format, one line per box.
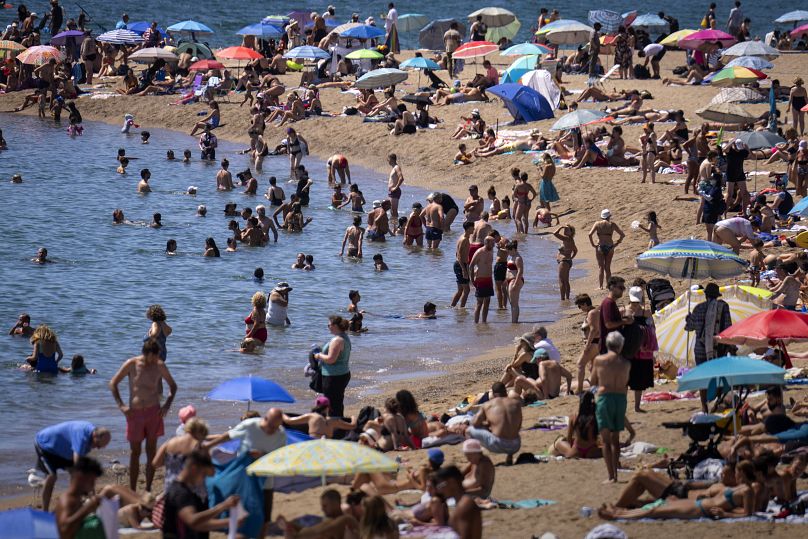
[419, 19, 466, 50]
[247, 439, 398, 479]
[487, 83, 554, 123]
[721, 41, 780, 61]
[262, 15, 290, 26]
[588, 10, 623, 34]
[16, 45, 63, 66]
[399, 56, 440, 70]
[677, 356, 786, 392]
[468, 7, 517, 27]
[346, 48, 384, 60]
[696, 102, 757, 124]
[217, 46, 263, 60]
[355, 68, 408, 89]
[486, 20, 521, 44]
[550, 109, 609, 131]
[717, 309, 808, 347]
[790, 23, 808, 38]
[331, 22, 362, 35]
[237, 23, 283, 39]
[340, 24, 386, 39]
[636, 238, 747, 280]
[502, 42, 552, 56]
[776, 10, 808, 24]
[710, 66, 767, 87]
[544, 21, 595, 45]
[397, 14, 429, 33]
[175, 42, 213, 59]
[97, 29, 144, 45]
[520, 69, 561, 109]
[127, 21, 168, 37]
[725, 56, 774, 70]
[631, 13, 669, 32]
[709, 87, 765, 105]
[190, 59, 225, 71]
[0, 508, 58, 539]
[654, 285, 771, 363]
[678, 29, 737, 50]
[452, 41, 499, 59]
[500, 54, 540, 83]
[49, 30, 85, 46]
[660, 29, 698, 47]
[0, 40, 26, 59]
[129, 47, 179, 63]
[789, 197, 808, 216]
[283, 46, 330, 60]
[735, 130, 785, 150]
[167, 20, 214, 35]
[207, 376, 295, 407]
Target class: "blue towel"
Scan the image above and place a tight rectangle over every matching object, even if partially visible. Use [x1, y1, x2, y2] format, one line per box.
[207, 453, 265, 538]
[495, 498, 556, 509]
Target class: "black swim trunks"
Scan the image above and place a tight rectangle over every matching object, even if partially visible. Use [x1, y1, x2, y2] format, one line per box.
[493, 261, 507, 282]
[454, 260, 469, 285]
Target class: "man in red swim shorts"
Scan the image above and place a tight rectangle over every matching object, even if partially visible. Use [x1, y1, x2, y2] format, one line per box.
[110, 338, 177, 491]
[469, 235, 496, 324]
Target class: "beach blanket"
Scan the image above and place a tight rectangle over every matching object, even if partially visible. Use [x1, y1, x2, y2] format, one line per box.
[119, 529, 159, 535]
[207, 453, 264, 538]
[400, 524, 459, 538]
[488, 498, 556, 509]
[642, 391, 699, 402]
[619, 442, 670, 459]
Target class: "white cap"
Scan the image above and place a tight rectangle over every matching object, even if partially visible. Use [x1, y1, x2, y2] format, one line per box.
[600, 209, 611, 219]
[628, 286, 644, 303]
[372, 200, 382, 208]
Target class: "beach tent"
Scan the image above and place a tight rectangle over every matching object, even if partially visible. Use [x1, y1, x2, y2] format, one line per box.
[520, 69, 561, 110]
[419, 19, 466, 50]
[486, 84, 554, 123]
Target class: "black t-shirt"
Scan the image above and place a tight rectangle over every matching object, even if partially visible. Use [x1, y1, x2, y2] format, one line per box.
[162, 481, 208, 539]
[725, 148, 749, 181]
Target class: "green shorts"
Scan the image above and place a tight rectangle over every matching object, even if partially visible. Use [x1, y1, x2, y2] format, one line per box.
[596, 393, 627, 432]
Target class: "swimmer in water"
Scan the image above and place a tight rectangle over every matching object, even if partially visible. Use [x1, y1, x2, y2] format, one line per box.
[373, 253, 388, 271]
[197, 205, 207, 217]
[60, 354, 97, 374]
[303, 255, 315, 271]
[141, 131, 150, 144]
[9, 313, 34, 338]
[340, 216, 365, 258]
[348, 290, 366, 333]
[331, 184, 346, 208]
[224, 202, 238, 217]
[182, 149, 192, 164]
[408, 302, 437, 319]
[11, 173, 22, 183]
[203, 237, 220, 257]
[137, 169, 151, 193]
[216, 159, 233, 191]
[166, 150, 175, 160]
[117, 157, 129, 174]
[150, 213, 162, 228]
[291, 253, 306, 269]
[339, 184, 365, 212]
[32, 248, 49, 264]
[226, 237, 237, 252]
[254, 267, 264, 282]
[165, 239, 177, 255]
[113, 209, 125, 224]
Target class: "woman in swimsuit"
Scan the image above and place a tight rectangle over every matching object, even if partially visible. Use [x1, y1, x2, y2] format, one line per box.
[574, 294, 599, 394]
[605, 126, 638, 167]
[152, 418, 208, 499]
[404, 203, 424, 247]
[285, 127, 308, 181]
[189, 101, 220, 136]
[512, 173, 537, 234]
[551, 392, 602, 459]
[588, 209, 625, 289]
[145, 304, 172, 361]
[364, 398, 413, 451]
[537, 152, 559, 210]
[787, 77, 807, 136]
[265, 176, 285, 206]
[640, 122, 657, 184]
[572, 134, 608, 169]
[795, 141, 808, 197]
[243, 291, 268, 350]
[487, 186, 501, 216]
[553, 224, 578, 301]
[24, 324, 63, 373]
[505, 241, 525, 323]
[493, 237, 509, 310]
[396, 389, 429, 449]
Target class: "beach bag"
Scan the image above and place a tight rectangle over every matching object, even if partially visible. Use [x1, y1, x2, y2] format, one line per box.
[646, 279, 675, 312]
[633, 64, 650, 80]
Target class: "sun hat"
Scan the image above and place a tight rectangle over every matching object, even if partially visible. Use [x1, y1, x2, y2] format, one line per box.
[178, 405, 196, 424]
[359, 428, 381, 445]
[601, 209, 611, 219]
[427, 448, 445, 464]
[462, 439, 483, 453]
[628, 286, 644, 303]
[274, 282, 293, 292]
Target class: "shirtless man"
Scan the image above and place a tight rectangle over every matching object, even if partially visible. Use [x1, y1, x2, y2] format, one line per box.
[255, 205, 278, 243]
[340, 216, 365, 258]
[367, 200, 391, 242]
[464, 185, 484, 223]
[435, 466, 482, 539]
[451, 222, 474, 308]
[470, 213, 492, 255]
[511, 347, 573, 399]
[590, 331, 631, 483]
[387, 154, 404, 226]
[216, 159, 233, 190]
[32, 247, 49, 264]
[272, 194, 299, 228]
[109, 338, 178, 492]
[588, 209, 625, 289]
[469, 236, 495, 323]
[282, 396, 356, 439]
[241, 217, 265, 247]
[461, 439, 495, 499]
[465, 382, 522, 465]
[422, 196, 445, 249]
[327, 154, 351, 184]
[137, 169, 152, 193]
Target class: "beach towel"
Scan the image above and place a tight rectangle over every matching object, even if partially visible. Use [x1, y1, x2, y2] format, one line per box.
[490, 498, 556, 509]
[400, 524, 459, 538]
[207, 453, 264, 538]
[620, 441, 662, 459]
[526, 416, 568, 431]
[421, 433, 464, 448]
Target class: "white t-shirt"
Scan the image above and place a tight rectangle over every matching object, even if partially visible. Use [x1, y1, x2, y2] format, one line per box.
[715, 217, 755, 239]
[228, 418, 286, 489]
[266, 298, 289, 326]
[534, 338, 561, 362]
[643, 44, 663, 58]
[385, 8, 398, 32]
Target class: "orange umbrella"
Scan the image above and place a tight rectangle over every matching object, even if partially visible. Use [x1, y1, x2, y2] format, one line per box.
[190, 59, 225, 71]
[216, 46, 263, 60]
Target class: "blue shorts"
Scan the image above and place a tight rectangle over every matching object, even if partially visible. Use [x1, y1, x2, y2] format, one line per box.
[425, 226, 443, 241]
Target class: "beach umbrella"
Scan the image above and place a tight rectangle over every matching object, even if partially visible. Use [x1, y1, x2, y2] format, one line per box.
[717, 309, 808, 348]
[637, 238, 747, 280]
[0, 507, 58, 539]
[735, 130, 785, 151]
[544, 21, 595, 45]
[262, 15, 290, 26]
[49, 30, 85, 47]
[355, 68, 408, 89]
[175, 42, 213, 59]
[678, 29, 736, 51]
[216, 46, 263, 60]
[721, 41, 780, 61]
[340, 24, 386, 40]
[630, 13, 669, 33]
[520, 69, 561, 109]
[660, 29, 698, 47]
[696, 102, 757, 124]
[677, 356, 785, 392]
[167, 20, 214, 35]
[588, 10, 623, 34]
[0, 40, 26, 60]
[397, 14, 429, 33]
[189, 59, 225, 71]
[97, 29, 143, 45]
[486, 83, 554, 123]
[452, 41, 499, 59]
[236, 23, 283, 39]
[346, 49, 384, 60]
[776, 11, 808, 24]
[654, 285, 771, 364]
[535, 19, 581, 35]
[709, 87, 765, 105]
[502, 42, 552, 56]
[500, 55, 540, 83]
[207, 376, 295, 410]
[550, 109, 609, 131]
[331, 22, 362, 35]
[486, 20, 521, 44]
[710, 66, 767, 87]
[127, 21, 168, 37]
[467, 7, 517, 27]
[247, 439, 398, 485]
[16, 45, 63, 66]
[419, 19, 466, 50]
[725, 56, 774, 70]
[129, 47, 179, 63]
[621, 11, 638, 27]
[790, 24, 808, 39]
[283, 45, 330, 61]
[399, 57, 441, 70]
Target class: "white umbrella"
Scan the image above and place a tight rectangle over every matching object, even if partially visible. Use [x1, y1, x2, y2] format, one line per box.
[97, 29, 144, 45]
[709, 87, 765, 105]
[721, 40, 780, 61]
[775, 11, 808, 24]
[545, 21, 595, 45]
[696, 102, 757, 124]
[129, 47, 179, 63]
[355, 68, 408, 89]
[550, 109, 608, 131]
[467, 7, 516, 27]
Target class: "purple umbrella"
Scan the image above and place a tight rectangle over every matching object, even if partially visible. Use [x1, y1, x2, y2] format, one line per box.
[50, 30, 85, 47]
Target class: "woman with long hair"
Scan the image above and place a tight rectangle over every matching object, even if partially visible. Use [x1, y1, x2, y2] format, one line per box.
[203, 237, 220, 257]
[550, 391, 602, 459]
[359, 496, 398, 539]
[395, 389, 428, 448]
[25, 324, 64, 373]
[505, 240, 525, 323]
[243, 292, 268, 350]
[554, 224, 577, 300]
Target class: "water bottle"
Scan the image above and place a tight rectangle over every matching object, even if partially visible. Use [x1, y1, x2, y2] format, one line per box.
[579, 506, 593, 518]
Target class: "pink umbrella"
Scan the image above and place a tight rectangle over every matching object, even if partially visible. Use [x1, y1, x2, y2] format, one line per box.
[452, 40, 499, 59]
[678, 29, 737, 51]
[790, 23, 808, 39]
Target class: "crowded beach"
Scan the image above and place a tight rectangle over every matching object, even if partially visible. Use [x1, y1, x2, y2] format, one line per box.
[4, 2, 808, 538]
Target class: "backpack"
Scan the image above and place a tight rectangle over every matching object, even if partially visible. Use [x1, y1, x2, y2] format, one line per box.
[646, 278, 675, 312]
[633, 64, 650, 80]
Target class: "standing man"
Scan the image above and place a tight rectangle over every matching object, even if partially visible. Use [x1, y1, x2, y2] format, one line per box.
[727, 1, 743, 37]
[367, 199, 391, 242]
[49, 0, 64, 36]
[435, 466, 482, 539]
[207, 408, 286, 539]
[464, 382, 522, 465]
[109, 338, 178, 492]
[469, 15, 487, 42]
[469, 236, 495, 324]
[590, 331, 631, 483]
[387, 153, 404, 227]
[384, 3, 398, 40]
[588, 23, 602, 82]
[79, 30, 97, 85]
[685, 283, 732, 412]
[463, 185, 484, 222]
[451, 222, 474, 308]
[724, 139, 750, 212]
[599, 276, 632, 354]
[443, 22, 462, 79]
[34, 421, 110, 510]
[423, 194, 445, 249]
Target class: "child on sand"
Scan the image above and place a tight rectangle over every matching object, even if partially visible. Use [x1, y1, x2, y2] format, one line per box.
[748, 239, 766, 287]
[455, 143, 474, 165]
[637, 211, 661, 248]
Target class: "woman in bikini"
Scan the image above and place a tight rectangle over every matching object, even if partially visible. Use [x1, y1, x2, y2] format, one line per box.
[553, 224, 578, 301]
[574, 293, 599, 394]
[189, 101, 220, 136]
[403, 203, 425, 247]
[243, 291, 268, 350]
[396, 389, 429, 449]
[145, 305, 172, 362]
[787, 77, 807, 136]
[284, 127, 308, 181]
[505, 241, 525, 323]
[512, 173, 537, 234]
[494, 236, 509, 310]
[794, 140, 808, 197]
[571, 134, 609, 169]
[640, 122, 657, 184]
[487, 186, 501, 216]
[550, 392, 602, 459]
[588, 209, 625, 289]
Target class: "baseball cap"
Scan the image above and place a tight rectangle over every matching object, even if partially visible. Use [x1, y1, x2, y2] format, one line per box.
[427, 448, 445, 464]
[532, 348, 550, 362]
[628, 286, 644, 303]
[315, 395, 330, 408]
[178, 405, 196, 424]
[463, 439, 482, 453]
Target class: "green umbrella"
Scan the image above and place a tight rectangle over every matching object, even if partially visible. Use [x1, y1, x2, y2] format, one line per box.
[346, 49, 384, 60]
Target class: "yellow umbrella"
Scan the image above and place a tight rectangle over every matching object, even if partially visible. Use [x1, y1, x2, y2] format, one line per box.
[247, 439, 398, 485]
[654, 284, 771, 364]
[660, 29, 698, 48]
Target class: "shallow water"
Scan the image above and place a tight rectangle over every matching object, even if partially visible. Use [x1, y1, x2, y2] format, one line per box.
[0, 114, 573, 489]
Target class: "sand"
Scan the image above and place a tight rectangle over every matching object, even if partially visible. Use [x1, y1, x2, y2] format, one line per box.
[1, 50, 807, 537]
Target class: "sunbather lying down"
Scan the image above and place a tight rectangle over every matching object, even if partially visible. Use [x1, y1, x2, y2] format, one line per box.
[476, 133, 548, 158]
[576, 88, 648, 103]
[432, 85, 487, 106]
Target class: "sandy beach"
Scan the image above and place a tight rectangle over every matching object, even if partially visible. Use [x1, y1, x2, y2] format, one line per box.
[2, 49, 807, 538]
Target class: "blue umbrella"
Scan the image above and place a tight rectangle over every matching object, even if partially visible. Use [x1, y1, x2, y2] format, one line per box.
[588, 10, 623, 34]
[486, 84, 554, 123]
[502, 42, 552, 56]
[207, 376, 295, 409]
[678, 356, 786, 392]
[397, 14, 429, 33]
[500, 55, 541, 83]
[419, 19, 466, 50]
[0, 508, 58, 539]
[725, 56, 774, 70]
[636, 238, 747, 280]
[399, 57, 440, 70]
[237, 23, 283, 39]
[631, 13, 669, 32]
[167, 20, 214, 35]
[283, 45, 330, 60]
[127, 21, 168, 37]
[339, 24, 385, 39]
[789, 197, 808, 217]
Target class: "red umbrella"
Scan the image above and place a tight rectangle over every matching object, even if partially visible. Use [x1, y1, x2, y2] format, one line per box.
[452, 40, 499, 59]
[790, 23, 808, 39]
[216, 46, 264, 60]
[717, 309, 808, 368]
[189, 59, 225, 71]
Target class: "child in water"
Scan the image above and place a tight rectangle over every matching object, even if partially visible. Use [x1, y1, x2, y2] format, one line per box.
[59, 354, 97, 374]
[331, 185, 346, 208]
[166, 150, 175, 160]
[373, 254, 389, 271]
[141, 131, 151, 144]
[304, 254, 315, 271]
[182, 149, 192, 163]
[117, 157, 129, 174]
[409, 302, 437, 319]
[348, 290, 366, 332]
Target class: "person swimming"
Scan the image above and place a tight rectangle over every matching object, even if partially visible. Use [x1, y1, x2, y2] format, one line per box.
[348, 290, 366, 333]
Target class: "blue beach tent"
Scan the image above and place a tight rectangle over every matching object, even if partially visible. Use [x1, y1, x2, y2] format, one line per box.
[486, 84, 554, 123]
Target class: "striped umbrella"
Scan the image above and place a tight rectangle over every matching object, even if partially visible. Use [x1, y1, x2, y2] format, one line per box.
[725, 56, 774, 70]
[721, 41, 780, 61]
[637, 238, 747, 279]
[710, 66, 767, 87]
[0, 40, 26, 60]
[16, 45, 63, 66]
[283, 45, 330, 60]
[452, 40, 498, 59]
[331, 22, 362, 34]
[355, 68, 408, 89]
[502, 42, 552, 56]
[588, 10, 623, 34]
[97, 29, 144, 44]
[660, 29, 698, 47]
[654, 285, 771, 364]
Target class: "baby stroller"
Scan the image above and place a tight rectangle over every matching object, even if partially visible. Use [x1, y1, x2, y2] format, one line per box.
[662, 414, 733, 479]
